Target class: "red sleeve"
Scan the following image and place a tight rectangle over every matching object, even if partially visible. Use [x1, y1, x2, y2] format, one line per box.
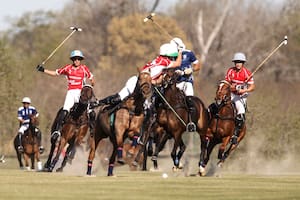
[56, 64, 71, 75]
[82, 65, 93, 79]
[225, 68, 233, 82]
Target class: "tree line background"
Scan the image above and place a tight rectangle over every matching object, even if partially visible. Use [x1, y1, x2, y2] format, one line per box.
[0, 0, 299, 172]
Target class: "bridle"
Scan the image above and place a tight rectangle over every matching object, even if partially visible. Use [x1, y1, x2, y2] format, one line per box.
[215, 80, 231, 106]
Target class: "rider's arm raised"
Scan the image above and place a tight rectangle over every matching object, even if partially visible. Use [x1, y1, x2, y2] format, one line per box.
[43, 69, 58, 76]
[169, 50, 182, 68]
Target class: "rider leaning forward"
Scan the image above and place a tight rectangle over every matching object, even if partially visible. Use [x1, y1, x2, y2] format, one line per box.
[92, 42, 182, 147]
[225, 52, 255, 144]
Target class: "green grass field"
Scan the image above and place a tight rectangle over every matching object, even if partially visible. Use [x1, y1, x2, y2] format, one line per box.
[0, 157, 300, 200]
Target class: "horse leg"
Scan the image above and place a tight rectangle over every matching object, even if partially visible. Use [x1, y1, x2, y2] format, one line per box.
[35, 152, 42, 171]
[199, 136, 213, 174]
[127, 134, 139, 156]
[86, 133, 103, 176]
[132, 127, 151, 169]
[31, 153, 35, 170]
[48, 137, 67, 172]
[151, 131, 169, 170]
[107, 139, 118, 176]
[14, 136, 24, 169]
[217, 138, 230, 167]
[176, 139, 186, 169]
[170, 136, 183, 170]
[43, 140, 57, 171]
[56, 140, 74, 172]
[24, 154, 30, 170]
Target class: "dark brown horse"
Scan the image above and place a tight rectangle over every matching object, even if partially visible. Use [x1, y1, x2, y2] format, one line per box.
[14, 114, 42, 170]
[44, 85, 96, 172]
[198, 80, 246, 176]
[143, 68, 208, 171]
[86, 72, 152, 176]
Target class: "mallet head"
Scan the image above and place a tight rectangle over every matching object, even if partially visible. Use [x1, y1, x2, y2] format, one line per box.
[70, 26, 82, 32]
[283, 35, 288, 45]
[143, 13, 155, 22]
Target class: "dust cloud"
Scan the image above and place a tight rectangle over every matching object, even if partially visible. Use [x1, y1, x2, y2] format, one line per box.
[57, 130, 299, 177]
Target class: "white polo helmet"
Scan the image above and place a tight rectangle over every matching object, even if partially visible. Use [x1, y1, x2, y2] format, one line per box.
[232, 52, 246, 62]
[70, 50, 85, 60]
[170, 37, 186, 50]
[22, 97, 31, 104]
[159, 43, 178, 57]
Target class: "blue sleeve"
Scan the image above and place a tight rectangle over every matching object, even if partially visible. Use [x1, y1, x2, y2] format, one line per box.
[189, 52, 197, 63]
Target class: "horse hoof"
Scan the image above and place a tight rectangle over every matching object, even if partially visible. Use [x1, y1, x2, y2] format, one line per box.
[172, 166, 181, 172]
[17, 146, 24, 153]
[217, 161, 223, 168]
[199, 166, 206, 176]
[56, 168, 63, 172]
[131, 161, 138, 167]
[151, 156, 157, 161]
[117, 159, 125, 165]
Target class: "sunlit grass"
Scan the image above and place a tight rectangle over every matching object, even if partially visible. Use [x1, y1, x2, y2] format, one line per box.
[0, 157, 300, 200]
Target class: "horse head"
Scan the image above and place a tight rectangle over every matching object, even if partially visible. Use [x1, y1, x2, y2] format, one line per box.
[137, 71, 152, 99]
[215, 80, 231, 106]
[161, 68, 186, 106]
[162, 68, 179, 89]
[80, 85, 95, 104]
[29, 114, 39, 127]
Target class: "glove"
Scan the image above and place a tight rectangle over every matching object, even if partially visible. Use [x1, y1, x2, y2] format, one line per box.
[184, 68, 193, 75]
[177, 45, 184, 51]
[175, 70, 184, 76]
[36, 64, 45, 72]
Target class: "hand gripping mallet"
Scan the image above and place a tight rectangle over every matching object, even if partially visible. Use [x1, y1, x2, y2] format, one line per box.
[41, 26, 82, 65]
[246, 35, 288, 82]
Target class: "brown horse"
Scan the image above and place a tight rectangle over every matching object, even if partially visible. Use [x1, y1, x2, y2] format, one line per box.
[144, 68, 208, 171]
[44, 85, 96, 172]
[86, 72, 152, 176]
[14, 114, 42, 170]
[198, 80, 246, 176]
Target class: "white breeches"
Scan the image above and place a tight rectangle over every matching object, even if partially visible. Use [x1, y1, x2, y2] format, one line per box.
[118, 76, 138, 100]
[231, 93, 247, 115]
[63, 89, 81, 111]
[18, 124, 29, 134]
[176, 81, 194, 96]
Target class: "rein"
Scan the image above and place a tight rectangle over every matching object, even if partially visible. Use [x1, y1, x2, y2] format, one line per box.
[154, 86, 187, 127]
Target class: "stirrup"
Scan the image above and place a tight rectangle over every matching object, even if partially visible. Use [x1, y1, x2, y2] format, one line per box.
[186, 122, 196, 132]
[39, 146, 45, 154]
[51, 130, 61, 139]
[17, 146, 24, 153]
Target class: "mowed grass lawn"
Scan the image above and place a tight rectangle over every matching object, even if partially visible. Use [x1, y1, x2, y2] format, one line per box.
[0, 157, 300, 200]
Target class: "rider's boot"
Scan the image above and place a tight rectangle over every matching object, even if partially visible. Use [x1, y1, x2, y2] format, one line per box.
[52, 110, 68, 141]
[36, 129, 44, 154]
[17, 132, 24, 153]
[230, 114, 245, 145]
[186, 96, 196, 132]
[98, 93, 121, 106]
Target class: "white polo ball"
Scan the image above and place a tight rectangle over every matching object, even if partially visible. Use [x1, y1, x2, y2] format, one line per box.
[162, 173, 168, 178]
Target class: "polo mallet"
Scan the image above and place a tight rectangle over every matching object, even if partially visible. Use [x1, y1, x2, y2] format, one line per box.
[143, 13, 174, 40]
[41, 26, 82, 65]
[246, 35, 288, 82]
